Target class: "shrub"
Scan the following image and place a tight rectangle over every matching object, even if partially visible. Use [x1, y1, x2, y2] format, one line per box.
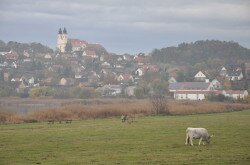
[150, 95, 170, 115]
[206, 94, 234, 102]
[244, 95, 250, 104]
[29, 87, 54, 98]
[0, 84, 16, 97]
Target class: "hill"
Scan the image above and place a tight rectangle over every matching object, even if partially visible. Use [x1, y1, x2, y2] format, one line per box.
[0, 40, 53, 55]
[150, 40, 250, 66]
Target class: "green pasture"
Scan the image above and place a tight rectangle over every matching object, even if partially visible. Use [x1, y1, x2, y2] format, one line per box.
[0, 110, 250, 165]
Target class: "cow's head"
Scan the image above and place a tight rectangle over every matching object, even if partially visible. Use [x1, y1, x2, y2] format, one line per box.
[207, 134, 214, 143]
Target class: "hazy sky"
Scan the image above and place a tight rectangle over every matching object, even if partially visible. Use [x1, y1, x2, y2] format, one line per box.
[0, 0, 249, 54]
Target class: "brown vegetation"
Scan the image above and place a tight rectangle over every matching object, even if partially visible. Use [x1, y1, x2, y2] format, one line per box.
[1, 99, 250, 124]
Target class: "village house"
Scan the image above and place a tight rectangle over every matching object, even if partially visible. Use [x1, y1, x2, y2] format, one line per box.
[101, 61, 111, 68]
[16, 80, 28, 94]
[220, 66, 227, 77]
[222, 90, 248, 99]
[169, 82, 213, 92]
[0, 47, 11, 56]
[117, 73, 134, 84]
[124, 86, 136, 97]
[59, 78, 75, 86]
[173, 90, 248, 101]
[69, 39, 87, 51]
[100, 84, 122, 97]
[134, 53, 147, 66]
[82, 50, 98, 59]
[5, 51, 19, 61]
[226, 70, 243, 81]
[114, 64, 124, 69]
[174, 90, 212, 100]
[169, 81, 248, 100]
[210, 79, 222, 90]
[23, 50, 30, 58]
[169, 82, 215, 100]
[245, 63, 250, 86]
[135, 67, 147, 76]
[122, 54, 133, 62]
[194, 71, 207, 82]
[135, 65, 160, 76]
[168, 77, 177, 84]
[44, 54, 52, 60]
[100, 54, 111, 62]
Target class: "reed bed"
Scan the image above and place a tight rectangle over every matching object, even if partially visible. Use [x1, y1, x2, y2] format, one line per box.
[1, 99, 250, 124]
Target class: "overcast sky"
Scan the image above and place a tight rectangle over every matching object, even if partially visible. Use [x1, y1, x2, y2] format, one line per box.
[0, 0, 249, 54]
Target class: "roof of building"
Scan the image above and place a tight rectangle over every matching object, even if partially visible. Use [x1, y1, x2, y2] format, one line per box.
[175, 90, 247, 95]
[227, 70, 242, 77]
[175, 90, 222, 94]
[87, 43, 104, 49]
[194, 71, 207, 78]
[63, 27, 67, 34]
[58, 28, 62, 34]
[69, 39, 88, 47]
[169, 82, 211, 91]
[83, 50, 96, 56]
[5, 51, 19, 59]
[224, 90, 246, 95]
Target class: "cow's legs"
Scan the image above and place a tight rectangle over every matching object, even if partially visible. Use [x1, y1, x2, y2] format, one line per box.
[199, 138, 202, 146]
[185, 134, 189, 145]
[190, 137, 194, 146]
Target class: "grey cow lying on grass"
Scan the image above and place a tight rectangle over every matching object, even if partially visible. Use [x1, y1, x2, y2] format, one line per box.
[185, 127, 213, 146]
[121, 115, 135, 123]
[121, 115, 128, 122]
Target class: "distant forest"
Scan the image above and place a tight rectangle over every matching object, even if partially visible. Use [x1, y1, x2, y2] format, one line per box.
[0, 40, 53, 55]
[150, 40, 250, 67]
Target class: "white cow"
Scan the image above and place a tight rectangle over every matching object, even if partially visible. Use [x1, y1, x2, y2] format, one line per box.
[185, 127, 213, 146]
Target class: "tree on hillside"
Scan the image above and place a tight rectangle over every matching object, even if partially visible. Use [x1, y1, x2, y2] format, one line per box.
[4, 41, 53, 54]
[0, 40, 6, 47]
[176, 70, 185, 82]
[65, 41, 72, 53]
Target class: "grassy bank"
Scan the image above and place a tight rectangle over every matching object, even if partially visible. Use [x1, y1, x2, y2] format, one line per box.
[0, 110, 250, 164]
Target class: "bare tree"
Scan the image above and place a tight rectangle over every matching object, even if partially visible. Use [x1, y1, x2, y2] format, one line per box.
[150, 95, 170, 115]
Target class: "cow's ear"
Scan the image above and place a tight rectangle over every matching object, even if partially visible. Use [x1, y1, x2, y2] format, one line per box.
[210, 133, 214, 138]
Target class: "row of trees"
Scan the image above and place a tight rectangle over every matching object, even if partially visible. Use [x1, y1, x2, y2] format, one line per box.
[29, 87, 100, 99]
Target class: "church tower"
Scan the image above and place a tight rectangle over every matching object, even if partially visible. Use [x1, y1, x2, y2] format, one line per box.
[57, 27, 68, 52]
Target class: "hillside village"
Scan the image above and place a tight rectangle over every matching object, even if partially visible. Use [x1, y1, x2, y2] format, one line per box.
[0, 28, 250, 101]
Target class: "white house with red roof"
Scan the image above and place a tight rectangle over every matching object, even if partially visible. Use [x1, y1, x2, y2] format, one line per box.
[69, 39, 88, 51]
[5, 51, 19, 60]
[117, 73, 134, 83]
[135, 67, 147, 76]
[135, 65, 160, 76]
[82, 50, 98, 58]
[169, 81, 248, 100]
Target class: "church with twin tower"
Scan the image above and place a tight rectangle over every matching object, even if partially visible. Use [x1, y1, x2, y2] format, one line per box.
[57, 27, 68, 52]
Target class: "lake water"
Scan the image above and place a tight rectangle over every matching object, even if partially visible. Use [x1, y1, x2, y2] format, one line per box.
[0, 98, 64, 115]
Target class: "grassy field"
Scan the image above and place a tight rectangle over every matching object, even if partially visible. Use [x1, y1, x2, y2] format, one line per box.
[0, 110, 250, 165]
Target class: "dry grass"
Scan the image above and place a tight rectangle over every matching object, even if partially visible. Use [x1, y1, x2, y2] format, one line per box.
[1, 99, 250, 124]
[168, 101, 250, 115]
